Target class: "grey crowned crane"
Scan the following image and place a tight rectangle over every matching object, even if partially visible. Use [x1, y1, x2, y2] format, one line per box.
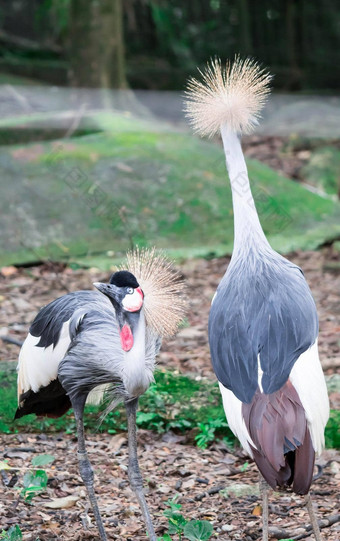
[185, 58, 329, 540]
[15, 249, 185, 541]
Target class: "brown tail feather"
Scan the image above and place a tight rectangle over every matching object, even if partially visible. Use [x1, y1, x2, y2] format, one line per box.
[293, 427, 315, 494]
[243, 380, 315, 495]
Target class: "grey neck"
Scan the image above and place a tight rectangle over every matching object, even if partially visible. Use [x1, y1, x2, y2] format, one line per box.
[220, 124, 271, 258]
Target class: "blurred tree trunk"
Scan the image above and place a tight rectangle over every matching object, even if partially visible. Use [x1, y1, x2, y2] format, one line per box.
[69, 0, 127, 89]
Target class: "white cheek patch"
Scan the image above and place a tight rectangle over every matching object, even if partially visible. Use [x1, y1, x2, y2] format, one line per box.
[122, 289, 143, 312]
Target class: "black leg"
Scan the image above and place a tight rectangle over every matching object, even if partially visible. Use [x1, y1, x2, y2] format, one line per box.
[125, 398, 156, 541]
[72, 396, 108, 541]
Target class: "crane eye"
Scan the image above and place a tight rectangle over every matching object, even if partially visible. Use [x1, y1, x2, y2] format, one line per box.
[126, 287, 134, 295]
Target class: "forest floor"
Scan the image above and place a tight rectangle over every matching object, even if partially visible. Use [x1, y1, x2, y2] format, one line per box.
[0, 249, 339, 540]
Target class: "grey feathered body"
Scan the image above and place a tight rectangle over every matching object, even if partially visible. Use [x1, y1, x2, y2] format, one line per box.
[209, 233, 324, 494]
[209, 246, 318, 404]
[16, 291, 160, 418]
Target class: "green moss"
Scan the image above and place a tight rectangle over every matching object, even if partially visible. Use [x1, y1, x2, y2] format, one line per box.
[302, 146, 340, 196]
[1, 114, 340, 267]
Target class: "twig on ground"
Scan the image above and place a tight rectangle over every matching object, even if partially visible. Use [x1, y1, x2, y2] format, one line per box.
[267, 513, 340, 540]
[194, 484, 226, 501]
[312, 464, 324, 481]
[1, 336, 23, 347]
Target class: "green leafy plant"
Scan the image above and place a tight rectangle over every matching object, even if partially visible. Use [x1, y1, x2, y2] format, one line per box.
[183, 521, 213, 541]
[0, 525, 23, 541]
[19, 454, 55, 503]
[137, 411, 166, 433]
[20, 469, 49, 502]
[31, 454, 55, 467]
[0, 525, 40, 541]
[158, 496, 213, 540]
[194, 423, 216, 449]
[195, 417, 229, 449]
[2, 368, 338, 453]
[325, 410, 340, 449]
[163, 495, 187, 538]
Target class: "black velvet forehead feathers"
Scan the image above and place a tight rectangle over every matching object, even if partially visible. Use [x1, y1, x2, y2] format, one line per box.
[110, 270, 139, 288]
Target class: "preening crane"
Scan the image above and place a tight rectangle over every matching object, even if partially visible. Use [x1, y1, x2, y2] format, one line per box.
[185, 57, 329, 541]
[15, 248, 185, 541]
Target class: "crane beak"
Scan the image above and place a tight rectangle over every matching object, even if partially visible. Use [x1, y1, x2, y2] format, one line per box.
[93, 282, 119, 296]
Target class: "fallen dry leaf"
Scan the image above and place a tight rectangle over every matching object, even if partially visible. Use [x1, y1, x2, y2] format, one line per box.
[252, 504, 262, 516]
[0, 266, 17, 277]
[43, 495, 79, 509]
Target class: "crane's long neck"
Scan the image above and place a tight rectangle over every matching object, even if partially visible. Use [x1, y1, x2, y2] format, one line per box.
[123, 309, 152, 397]
[221, 124, 270, 257]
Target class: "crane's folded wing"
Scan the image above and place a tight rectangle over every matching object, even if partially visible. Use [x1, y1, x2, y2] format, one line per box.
[209, 260, 318, 403]
[17, 291, 110, 398]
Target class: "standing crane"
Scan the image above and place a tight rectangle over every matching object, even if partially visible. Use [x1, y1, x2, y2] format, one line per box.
[15, 248, 185, 541]
[185, 58, 329, 540]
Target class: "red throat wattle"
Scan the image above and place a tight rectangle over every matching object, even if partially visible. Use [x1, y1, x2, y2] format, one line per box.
[120, 324, 134, 352]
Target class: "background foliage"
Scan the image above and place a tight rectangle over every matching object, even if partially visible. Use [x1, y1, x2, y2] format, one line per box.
[0, 0, 339, 90]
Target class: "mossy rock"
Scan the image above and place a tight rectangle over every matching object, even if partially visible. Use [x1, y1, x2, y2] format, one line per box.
[0, 112, 340, 267]
[220, 483, 260, 498]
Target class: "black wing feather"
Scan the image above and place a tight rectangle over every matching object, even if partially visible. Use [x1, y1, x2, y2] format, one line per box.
[30, 290, 100, 348]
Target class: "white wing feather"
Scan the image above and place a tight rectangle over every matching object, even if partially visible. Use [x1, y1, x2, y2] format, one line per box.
[290, 340, 329, 454]
[218, 382, 255, 456]
[17, 320, 72, 399]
